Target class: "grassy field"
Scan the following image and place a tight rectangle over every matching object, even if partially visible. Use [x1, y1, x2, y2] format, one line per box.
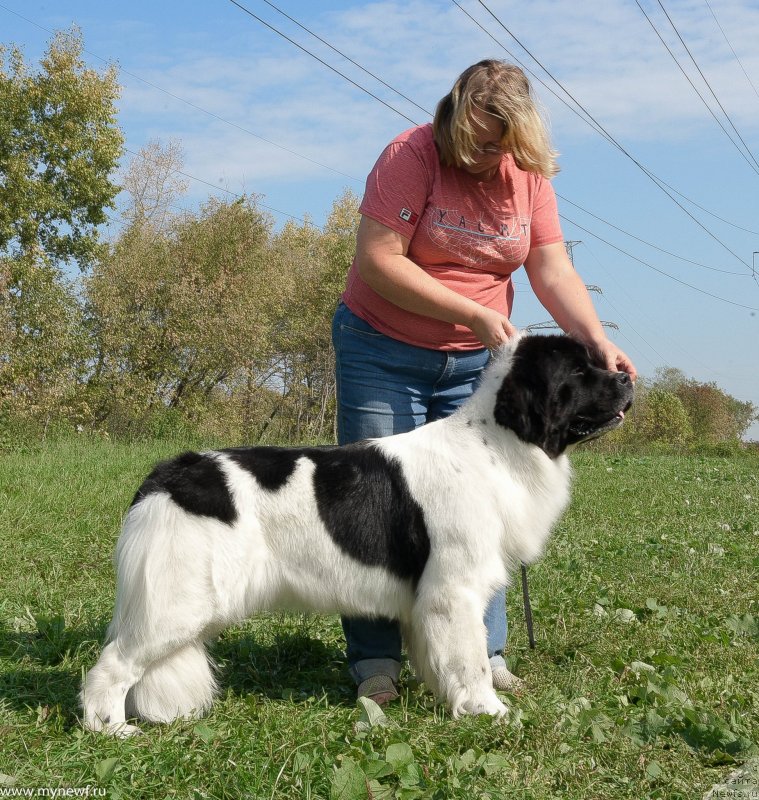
[0, 439, 757, 799]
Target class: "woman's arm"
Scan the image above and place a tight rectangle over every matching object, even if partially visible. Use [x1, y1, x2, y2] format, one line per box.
[524, 241, 638, 379]
[355, 215, 516, 349]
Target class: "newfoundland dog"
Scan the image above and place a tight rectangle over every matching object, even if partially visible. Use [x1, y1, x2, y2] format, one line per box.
[82, 333, 633, 734]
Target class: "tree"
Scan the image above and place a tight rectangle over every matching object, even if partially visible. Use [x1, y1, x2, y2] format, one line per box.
[0, 29, 122, 267]
[676, 380, 756, 443]
[266, 189, 360, 441]
[0, 30, 122, 427]
[636, 388, 693, 448]
[121, 139, 188, 233]
[86, 194, 279, 435]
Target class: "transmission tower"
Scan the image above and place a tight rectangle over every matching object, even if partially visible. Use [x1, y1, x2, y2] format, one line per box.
[526, 241, 619, 332]
[564, 240, 582, 266]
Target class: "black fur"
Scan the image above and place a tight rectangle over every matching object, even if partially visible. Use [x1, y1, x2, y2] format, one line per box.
[225, 443, 430, 581]
[494, 336, 633, 458]
[132, 442, 430, 582]
[310, 443, 431, 583]
[225, 446, 309, 492]
[131, 451, 237, 524]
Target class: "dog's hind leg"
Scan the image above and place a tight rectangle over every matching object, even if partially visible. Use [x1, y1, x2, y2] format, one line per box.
[125, 640, 217, 724]
[412, 587, 507, 718]
[83, 631, 218, 734]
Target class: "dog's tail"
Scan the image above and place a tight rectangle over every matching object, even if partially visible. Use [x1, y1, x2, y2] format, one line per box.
[125, 642, 218, 723]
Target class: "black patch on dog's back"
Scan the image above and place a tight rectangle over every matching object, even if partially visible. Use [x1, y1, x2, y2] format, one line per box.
[130, 442, 431, 582]
[310, 444, 430, 583]
[131, 451, 236, 524]
[224, 446, 304, 492]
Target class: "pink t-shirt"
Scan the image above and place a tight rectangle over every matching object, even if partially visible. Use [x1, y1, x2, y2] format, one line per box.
[342, 123, 563, 350]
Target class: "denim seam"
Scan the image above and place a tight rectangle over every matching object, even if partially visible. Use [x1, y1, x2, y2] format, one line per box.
[339, 322, 385, 339]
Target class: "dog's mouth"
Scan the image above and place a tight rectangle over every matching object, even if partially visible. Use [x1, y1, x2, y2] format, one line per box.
[569, 400, 632, 442]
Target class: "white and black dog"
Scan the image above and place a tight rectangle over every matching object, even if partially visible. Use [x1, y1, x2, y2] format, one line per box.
[82, 333, 633, 734]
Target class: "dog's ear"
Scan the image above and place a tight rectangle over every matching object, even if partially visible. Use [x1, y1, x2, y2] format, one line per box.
[494, 374, 547, 446]
[495, 378, 570, 458]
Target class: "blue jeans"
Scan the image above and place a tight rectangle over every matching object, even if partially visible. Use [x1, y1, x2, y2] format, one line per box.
[332, 303, 509, 685]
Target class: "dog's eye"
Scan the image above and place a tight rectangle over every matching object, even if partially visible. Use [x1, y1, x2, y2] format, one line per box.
[571, 367, 585, 376]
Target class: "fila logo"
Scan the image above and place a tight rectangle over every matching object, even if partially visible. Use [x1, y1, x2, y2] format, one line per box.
[399, 207, 418, 224]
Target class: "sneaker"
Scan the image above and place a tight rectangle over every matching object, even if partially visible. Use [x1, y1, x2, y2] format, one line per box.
[357, 674, 399, 706]
[491, 666, 524, 692]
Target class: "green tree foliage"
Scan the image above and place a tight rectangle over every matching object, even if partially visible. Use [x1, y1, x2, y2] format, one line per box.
[676, 381, 750, 443]
[0, 29, 122, 267]
[637, 388, 693, 448]
[0, 30, 122, 433]
[86, 196, 278, 436]
[1, 33, 755, 448]
[596, 370, 757, 453]
[84, 142, 360, 443]
[266, 189, 360, 442]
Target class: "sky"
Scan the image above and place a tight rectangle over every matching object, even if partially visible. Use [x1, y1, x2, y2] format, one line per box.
[3, 0, 759, 439]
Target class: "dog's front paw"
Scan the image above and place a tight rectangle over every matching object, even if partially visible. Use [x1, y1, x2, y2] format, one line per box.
[459, 691, 508, 718]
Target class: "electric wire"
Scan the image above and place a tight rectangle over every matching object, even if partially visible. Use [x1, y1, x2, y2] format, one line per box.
[704, 0, 759, 103]
[0, 1, 363, 185]
[257, 0, 433, 118]
[656, 178, 759, 236]
[226, 0, 420, 126]
[7, 0, 756, 265]
[636, 0, 759, 175]
[467, 0, 753, 270]
[575, 241, 669, 367]
[559, 213, 759, 312]
[656, 0, 759, 169]
[555, 193, 749, 276]
[581, 239, 754, 383]
[452, 0, 758, 239]
[5, 1, 756, 290]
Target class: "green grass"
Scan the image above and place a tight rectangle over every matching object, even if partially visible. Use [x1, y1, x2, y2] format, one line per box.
[0, 440, 757, 799]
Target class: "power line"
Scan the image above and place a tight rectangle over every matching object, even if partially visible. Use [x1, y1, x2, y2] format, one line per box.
[452, 0, 759, 240]
[581, 239, 746, 381]
[579, 241, 689, 369]
[257, 0, 433, 119]
[636, 0, 759, 175]
[656, 0, 759, 170]
[226, 0, 420, 127]
[6, 0, 756, 296]
[555, 193, 750, 276]
[560, 213, 759, 312]
[704, 0, 759, 104]
[470, 0, 749, 267]
[658, 178, 759, 236]
[466, 0, 752, 270]
[0, 1, 363, 186]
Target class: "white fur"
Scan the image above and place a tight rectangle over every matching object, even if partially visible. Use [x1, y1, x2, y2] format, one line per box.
[81, 337, 572, 733]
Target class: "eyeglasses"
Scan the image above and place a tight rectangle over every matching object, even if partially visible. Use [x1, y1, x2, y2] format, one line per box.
[473, 143, 505, 156]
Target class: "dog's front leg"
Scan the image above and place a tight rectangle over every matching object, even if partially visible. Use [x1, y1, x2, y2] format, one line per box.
[412, 587, 507, 718]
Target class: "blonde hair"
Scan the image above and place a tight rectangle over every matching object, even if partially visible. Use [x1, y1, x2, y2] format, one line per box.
[433, 60, 559, 178]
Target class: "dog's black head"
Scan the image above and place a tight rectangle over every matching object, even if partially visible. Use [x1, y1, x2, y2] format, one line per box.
[493, 335, 634, 458]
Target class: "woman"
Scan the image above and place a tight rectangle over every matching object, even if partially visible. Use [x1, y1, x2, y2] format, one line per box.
[332, 60, 636, 706]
